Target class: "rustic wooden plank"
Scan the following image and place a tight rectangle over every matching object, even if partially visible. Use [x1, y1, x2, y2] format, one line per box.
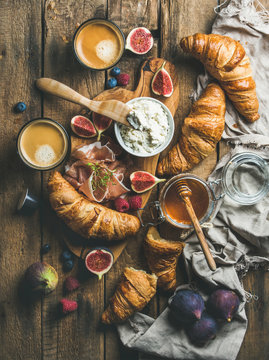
[237, 270, 269, 360]
[108, 0, 159, 31]
[0, 1, 42, 359]
[42, 1, 107, 359]
[105, 4, 160, 358]
[158, 0, 218, 313]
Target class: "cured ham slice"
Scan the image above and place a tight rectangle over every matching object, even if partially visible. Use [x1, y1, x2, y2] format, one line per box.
[72, 142, 115, 163]
[79, 171, 108, 202]
[65, 160, 93, 185]
[64, 140, 130, 203]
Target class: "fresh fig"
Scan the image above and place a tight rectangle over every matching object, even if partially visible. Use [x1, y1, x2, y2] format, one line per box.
[125, 27, 153, 55]
[207, 289, 240, 322]
[151, 61, 173, 97]
[24, 262, 58, 295]
[130, 171, 165, 193]
[85, 247, 114, 280]
[71, 115, 97, 138]
[169, 289, 205, 324]
[186, 311, 218, 346]
[92, 112, 112, 141]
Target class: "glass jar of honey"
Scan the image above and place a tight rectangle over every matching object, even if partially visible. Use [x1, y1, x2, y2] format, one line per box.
[137, 173, 217, 229]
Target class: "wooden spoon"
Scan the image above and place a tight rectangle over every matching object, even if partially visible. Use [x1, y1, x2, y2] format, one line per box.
[176, 181, 217, 271]
[36, 78, 134, 127]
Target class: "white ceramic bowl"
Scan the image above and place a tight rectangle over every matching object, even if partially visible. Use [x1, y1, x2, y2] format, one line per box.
[114, 97, 175, 158]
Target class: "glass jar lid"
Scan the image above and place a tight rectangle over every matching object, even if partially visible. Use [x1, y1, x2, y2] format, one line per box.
[221, 152, 269, 205]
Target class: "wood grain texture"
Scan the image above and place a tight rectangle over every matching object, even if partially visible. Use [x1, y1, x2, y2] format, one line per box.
[64, 57, 179, 265]
[104, 4, 160, 358]
[1, 0, 268, 359]
[0, 1, 42, 359]
[42, 1, 107, 359]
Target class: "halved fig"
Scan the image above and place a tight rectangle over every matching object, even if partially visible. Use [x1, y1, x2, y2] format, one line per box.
[130, 171, 166, 193]
[92, 112, 112, 141]
[71, 115, 97, 138]
[151, 61, 173, 97]
[125, 27, 153, 55]
[85, 248, 114, 280]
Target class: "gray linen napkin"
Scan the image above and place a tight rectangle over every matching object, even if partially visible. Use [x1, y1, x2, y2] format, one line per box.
[117, 1, 269, 359]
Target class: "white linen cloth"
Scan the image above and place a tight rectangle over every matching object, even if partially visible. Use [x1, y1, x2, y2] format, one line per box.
[117, 1, 269, 359]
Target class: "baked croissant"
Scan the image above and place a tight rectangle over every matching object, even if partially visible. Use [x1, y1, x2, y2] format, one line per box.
[144, 227, 185, 292]
[158, 83, 225, 176]
[102, 267, 157, 324]
[180, 33, 259, 122]
[48, 171, 140, 241]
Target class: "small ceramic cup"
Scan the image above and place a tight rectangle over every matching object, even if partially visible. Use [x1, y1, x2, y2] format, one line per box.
[16, 118, 70, 171]
[73, 18, 125, 71]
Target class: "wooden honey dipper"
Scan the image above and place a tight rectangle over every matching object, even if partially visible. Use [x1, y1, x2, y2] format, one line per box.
[176, 180, 217, 271]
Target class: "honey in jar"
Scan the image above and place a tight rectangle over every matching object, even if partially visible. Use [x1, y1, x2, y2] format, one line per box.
[164, 178, 210, 226]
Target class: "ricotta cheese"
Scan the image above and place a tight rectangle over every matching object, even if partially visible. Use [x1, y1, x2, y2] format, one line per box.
[120, 99, 169, 154]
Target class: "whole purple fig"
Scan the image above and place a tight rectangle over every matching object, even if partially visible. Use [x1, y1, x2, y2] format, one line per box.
[169, 289, 205, 323]
[186, 311, 217, 345]
[207, 289, 240, 322]
[24, 262, 58, 295]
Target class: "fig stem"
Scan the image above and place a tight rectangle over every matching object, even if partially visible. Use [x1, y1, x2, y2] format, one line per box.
[160, 61, 166, 70]
[156, 178, 166, 185]
[98, 274, 103, 280]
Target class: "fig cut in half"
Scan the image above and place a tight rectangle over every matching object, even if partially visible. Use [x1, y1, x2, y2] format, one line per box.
[151, 61, 173, 97]
[125, 27, 153, 55]
[71, 115, 97, 138]
[92, 112, 112, 141]
[130, 171, 165, 193]
[85, 248, 114, 280]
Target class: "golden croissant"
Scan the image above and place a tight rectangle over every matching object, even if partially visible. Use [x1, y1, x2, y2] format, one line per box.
[180, 33, 259, 122]
[158, 83, 225, 176]
[101, 267, 157, 324]
[47, 171, 140, 241]
[144, 227, 185, 292]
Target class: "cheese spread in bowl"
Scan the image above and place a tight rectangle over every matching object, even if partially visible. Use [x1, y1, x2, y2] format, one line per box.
[114, 97, 174, 157]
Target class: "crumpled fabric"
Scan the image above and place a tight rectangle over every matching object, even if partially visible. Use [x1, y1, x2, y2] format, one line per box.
[116, 1, 269, 359]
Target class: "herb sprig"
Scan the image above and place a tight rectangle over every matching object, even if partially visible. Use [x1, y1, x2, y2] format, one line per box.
[87, 162, 116, 191]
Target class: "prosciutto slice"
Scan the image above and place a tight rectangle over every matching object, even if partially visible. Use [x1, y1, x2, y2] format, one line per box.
[72, 142, 115, 163]
[64, 140, 130, 203]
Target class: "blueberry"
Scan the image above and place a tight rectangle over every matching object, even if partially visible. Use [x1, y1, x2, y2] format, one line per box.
[63, 259, 74, 272]
[110, 67, 120, 77]
[41, 244, 51, 254]
[14, 102, 27, 113]
[61, 250, 72, 262]
[107, 78, 117, 89]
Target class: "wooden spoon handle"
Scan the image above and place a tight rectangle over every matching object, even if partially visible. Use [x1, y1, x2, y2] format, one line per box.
[36, 78, 92, 109]
[184, 197, 217, 271]
[36, 78, 131, 126]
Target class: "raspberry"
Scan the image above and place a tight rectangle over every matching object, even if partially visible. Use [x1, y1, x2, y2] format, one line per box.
[60, 298, 78, 314]
[114, 197, 130, 212]
[116, 73, 130, 86]
[64, 276, 80, 292]
[128, 195, 142, 210]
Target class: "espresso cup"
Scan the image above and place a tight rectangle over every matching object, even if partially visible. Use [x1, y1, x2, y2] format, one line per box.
[17, 118, 70, 171]
[73, 18, 125, 71]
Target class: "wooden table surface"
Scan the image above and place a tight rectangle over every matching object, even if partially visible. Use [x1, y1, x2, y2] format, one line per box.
[1, 1, 269, 359]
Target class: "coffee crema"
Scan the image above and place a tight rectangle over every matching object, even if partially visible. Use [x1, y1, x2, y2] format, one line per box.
[74, 19, 124, 70]
[17, 119, 69, 170]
